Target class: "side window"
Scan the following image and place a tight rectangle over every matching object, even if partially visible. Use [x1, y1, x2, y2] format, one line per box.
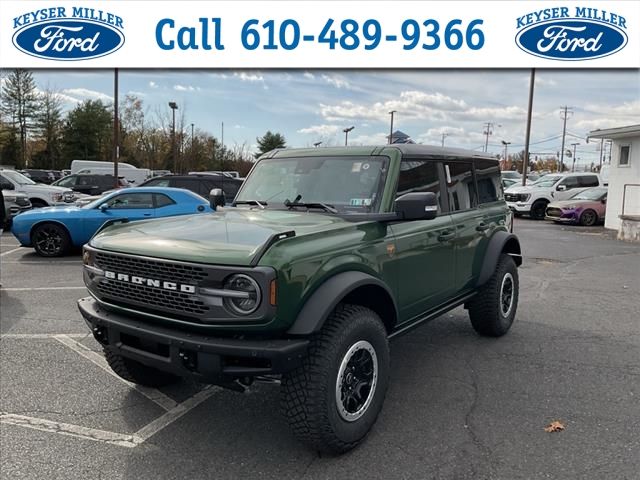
[105, 193, 154, 209]
[98, 176, 114, 188]
[56, 175, 77, 188]
[475, 159, 502, 204]
[397, 160, 442, 213]
[172, 179, 199, 194]
[154, 194, 175, 208]
[222, 181, 241, 199]
[619, 145, 630, 166]
[578, 175, 599, 188]
[445, 162, 477, 211]
[559, 176, 579, 189]
[143, 178, 170, 187]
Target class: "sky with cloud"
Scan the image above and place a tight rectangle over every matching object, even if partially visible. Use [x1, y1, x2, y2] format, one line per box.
[17, 69, 640, 167]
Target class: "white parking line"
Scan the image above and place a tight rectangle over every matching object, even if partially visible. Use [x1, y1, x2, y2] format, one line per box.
[0, 286, 86, 292]
[54, 335, 178, 411]
[0, 247, 23, 257]
[0, 333, 88, 339]
[0, 413, 141, 448]
[1, 260, 81, 264]
[135, 387, 218, 442]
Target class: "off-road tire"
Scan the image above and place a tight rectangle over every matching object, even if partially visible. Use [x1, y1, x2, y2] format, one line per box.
[579, 209, 598, 226]
[468, 254, 519, 337]
[104, 347, 180, 387]
[530, 200, 548, 220]
[31, 223, 71, 257]
[281, 304, 390, 454]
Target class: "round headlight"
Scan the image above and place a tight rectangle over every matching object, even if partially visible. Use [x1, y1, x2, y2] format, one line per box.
[223, 274, 261, 315]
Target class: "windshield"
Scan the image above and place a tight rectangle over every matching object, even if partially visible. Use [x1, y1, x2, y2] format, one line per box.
[1, 170, 36, 185]
[570, 187, 607, 201]
[532, 175, 562, 188]
[236, 156, 389, 213]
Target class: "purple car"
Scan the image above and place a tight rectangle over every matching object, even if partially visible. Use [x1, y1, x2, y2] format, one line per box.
[545, 187, 607, 226]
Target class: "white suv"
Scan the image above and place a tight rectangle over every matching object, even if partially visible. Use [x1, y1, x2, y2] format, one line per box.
[0, 169, 79, 208]
[504, 172, 601, 220]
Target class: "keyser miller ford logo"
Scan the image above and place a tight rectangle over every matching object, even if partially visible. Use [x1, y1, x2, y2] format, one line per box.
[515, 6, 628, 60]
[12, 6, 124, 60]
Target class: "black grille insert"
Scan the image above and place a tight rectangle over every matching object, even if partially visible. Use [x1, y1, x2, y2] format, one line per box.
[95, 252, 208, 283]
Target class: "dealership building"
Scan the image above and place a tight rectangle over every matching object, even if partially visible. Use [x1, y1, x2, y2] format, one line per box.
[589, 124, 640, 242]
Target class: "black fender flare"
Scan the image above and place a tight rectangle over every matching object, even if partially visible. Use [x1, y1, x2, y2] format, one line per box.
[286, 271, 397, 336]
[476, 231, 522, 287]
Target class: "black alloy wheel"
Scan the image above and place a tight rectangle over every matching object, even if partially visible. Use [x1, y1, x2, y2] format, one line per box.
[32, 223, 70, 257]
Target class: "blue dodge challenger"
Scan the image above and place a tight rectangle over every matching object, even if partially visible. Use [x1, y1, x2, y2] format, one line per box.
[11, 187, 212, 256]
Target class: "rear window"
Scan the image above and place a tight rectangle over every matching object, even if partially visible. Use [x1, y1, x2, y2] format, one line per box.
[475, 159, 502, 204]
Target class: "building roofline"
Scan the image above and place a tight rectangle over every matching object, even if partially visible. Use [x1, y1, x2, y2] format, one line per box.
[588, 124, 640, 140]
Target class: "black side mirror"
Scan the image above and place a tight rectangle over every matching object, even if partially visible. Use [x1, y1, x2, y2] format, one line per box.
[209, 188, 225, 210]
[1, 181, 15, 190]
[395, 192, 438, 221]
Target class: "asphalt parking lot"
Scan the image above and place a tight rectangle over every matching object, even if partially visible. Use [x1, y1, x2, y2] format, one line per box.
[1, 219, 639, 480]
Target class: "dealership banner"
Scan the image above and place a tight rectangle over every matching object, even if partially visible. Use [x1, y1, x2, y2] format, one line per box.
[1, 0, 639, 68]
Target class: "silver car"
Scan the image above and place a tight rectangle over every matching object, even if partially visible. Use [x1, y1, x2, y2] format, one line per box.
[2, 190, 32, 227]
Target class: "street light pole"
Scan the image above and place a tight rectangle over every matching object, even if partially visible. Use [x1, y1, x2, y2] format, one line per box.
[190, 122, 195, 172]
[343, 126, 354, 146]
[113, 68, 119, 188]
[522, 68, 535, 185]
[501, 140, 511, 169]
[388, 110, 397, 144]
[571, 142, 580, 172]
[441, 132, 449, 148]
[168, 102, 178, 173]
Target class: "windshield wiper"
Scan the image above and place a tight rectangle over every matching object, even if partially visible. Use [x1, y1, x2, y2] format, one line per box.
[284, 201, 338, 214]
[235, 200, 266, 209]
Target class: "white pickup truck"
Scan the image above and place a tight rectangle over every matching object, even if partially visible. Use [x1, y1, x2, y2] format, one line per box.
[504, 172, 602, 219]
[0, 169, 79, 208]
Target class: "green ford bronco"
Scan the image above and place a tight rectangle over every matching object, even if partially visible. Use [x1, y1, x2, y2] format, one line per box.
[79, 145, 522, 453]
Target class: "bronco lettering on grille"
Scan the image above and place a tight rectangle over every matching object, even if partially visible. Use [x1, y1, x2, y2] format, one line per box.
[104, 270, 196, 293]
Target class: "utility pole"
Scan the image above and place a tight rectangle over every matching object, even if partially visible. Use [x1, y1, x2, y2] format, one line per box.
[113, 68, 119, 188]
[559, 106, 573, 172]
[571, 142, 580, 172]
[441, 132, 450, 147]
[483, 122, 500, 152]
[522, 68, 535, 186]
[388, 111, 397, 144]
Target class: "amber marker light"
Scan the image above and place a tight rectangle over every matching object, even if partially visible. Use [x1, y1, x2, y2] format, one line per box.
[269, 279, 277, 306]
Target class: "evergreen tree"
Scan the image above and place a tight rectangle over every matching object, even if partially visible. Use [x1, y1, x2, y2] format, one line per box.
[255, 130, 286, 158]
[61, 100, 112, 161]
[0, 69, 38, 168]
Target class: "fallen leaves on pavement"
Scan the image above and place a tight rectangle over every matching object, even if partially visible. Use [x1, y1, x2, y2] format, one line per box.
[544, 420, 565, 433]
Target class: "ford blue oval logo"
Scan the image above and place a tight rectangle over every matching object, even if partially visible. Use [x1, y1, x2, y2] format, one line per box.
[12, 19, 124, 61]
[516, 19, 627, 61]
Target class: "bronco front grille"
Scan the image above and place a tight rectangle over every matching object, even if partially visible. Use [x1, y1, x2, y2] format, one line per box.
[94, 251, 210, 319]
[95, 252, 208, 284]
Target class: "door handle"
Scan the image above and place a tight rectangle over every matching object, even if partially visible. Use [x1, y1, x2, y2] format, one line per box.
[476, 223, 490, 232]
[438, 231, 455, 242]
[143, 213, 152, 217]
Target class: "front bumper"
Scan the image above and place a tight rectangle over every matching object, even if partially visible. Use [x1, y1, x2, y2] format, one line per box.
[78, 297, 309, 383]
[506, 201, 532, 213]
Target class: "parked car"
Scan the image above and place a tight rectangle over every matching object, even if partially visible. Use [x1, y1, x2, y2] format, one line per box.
[78, 144, 522, 453]
[504, 172, 601, 219]
[52, 174, 128, 196]
[0, 169, 78, 208]
[2, 190, 31, 228]
[11, 187, 212, 257]
[140, 174, 243, 204]
[502, 178, 519, 190]
[19, 169, 58, 184]
[545, 186, 607, 226]
[501, 171, 522, 179]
